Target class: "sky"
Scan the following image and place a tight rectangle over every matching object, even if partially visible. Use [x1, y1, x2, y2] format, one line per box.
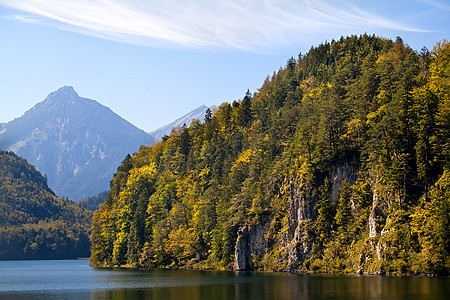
[0, 0, 449, 132]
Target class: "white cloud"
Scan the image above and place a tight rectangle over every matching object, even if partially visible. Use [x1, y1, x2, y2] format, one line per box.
[0, 0, 427, 51]
[3, 14, 40, 23]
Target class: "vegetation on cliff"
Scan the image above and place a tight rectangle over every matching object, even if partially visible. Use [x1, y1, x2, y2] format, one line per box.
[0, 150, 92, 259]
[90, 35, 449, 275]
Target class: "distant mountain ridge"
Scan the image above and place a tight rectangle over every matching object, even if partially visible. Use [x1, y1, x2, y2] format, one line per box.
[150, 105, 210, 140]
[0, 86, 153, 200]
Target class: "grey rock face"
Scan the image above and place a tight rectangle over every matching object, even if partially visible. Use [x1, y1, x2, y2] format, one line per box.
[232, 160, 360, 272]
[278, 160, 356, 271]
[330, 160, 356, 204]
[369, 188, 380, 238]
[234, 226, 249, 270]
[280, 182, 314, 271]
[0, 86, 153, 200]
[234, 224, 266, 270]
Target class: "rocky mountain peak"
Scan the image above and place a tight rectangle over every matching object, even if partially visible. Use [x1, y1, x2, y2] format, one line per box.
[0, 87, 153, 200]
[43, 86, 79, 106]
[149, 105, 211, 140]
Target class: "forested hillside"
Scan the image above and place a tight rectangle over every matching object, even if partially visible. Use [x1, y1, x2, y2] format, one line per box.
[77, 191, 108, 211]
[90, 35, 449, 275]
[0, 150, 92, 259]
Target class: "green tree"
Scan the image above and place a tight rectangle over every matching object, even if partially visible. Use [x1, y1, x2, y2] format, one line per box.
[334, 180, 353, 244]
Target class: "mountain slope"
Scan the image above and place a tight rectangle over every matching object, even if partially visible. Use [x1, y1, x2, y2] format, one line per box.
[77, 191, 108, 211]
[90, 35, 449, 275]
[150, 105, 210, 140]
[0, 86, 153, 200]
[0, 150, 92, 259]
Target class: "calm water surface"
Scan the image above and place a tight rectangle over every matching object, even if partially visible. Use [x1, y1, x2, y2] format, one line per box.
[0, 259, 448, 299]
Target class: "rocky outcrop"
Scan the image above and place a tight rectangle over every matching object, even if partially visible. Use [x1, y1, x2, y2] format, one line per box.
[330, 160, 356, 204]
[278, 160, 357, 271]
[234, 224, 266, 271]
[234, 227, 249, 270]
[369, 188, 380, 238]
[364, 173, 392, 267]
[279, 182, 315, 271]
[236, 160, 358, 272]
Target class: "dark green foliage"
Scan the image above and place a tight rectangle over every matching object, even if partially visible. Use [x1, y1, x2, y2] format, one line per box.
[335, 181, 353, 244]
[0, 150, 92, 259]
[314, 178, 334, 251]
[77, 191, 108, 211]
[90, 35, 449, 275]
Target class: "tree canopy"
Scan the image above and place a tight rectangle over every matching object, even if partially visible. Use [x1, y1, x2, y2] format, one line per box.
[90, 35, 449, 275]
[0, 150, 92, 259]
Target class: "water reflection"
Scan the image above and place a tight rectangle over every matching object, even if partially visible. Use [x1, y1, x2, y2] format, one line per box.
[0, 260, 448, 300]
[88, 269, 449, 300]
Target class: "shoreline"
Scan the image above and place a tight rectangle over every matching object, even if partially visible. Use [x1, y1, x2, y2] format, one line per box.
[90, 262, 447, 277]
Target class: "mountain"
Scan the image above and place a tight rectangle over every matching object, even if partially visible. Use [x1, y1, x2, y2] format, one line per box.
[0, 149, 92, 259]
[150, 105, 210, 140]
[0, 86, 153, 200]
[90, 35, 449, 275]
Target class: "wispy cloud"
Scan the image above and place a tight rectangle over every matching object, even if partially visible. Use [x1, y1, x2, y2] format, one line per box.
[0, 0, 428, 51]
[418, 0, 450, 12]
[3, 14, 40, 23]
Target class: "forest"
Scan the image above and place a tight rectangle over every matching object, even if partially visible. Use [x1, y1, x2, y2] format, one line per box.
[90, 35, 449, 275]
[0, 150, 92, 259]
[78, 191, 108, 211]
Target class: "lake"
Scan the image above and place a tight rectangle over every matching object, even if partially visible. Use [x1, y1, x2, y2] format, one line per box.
[0, 260, 448, 300]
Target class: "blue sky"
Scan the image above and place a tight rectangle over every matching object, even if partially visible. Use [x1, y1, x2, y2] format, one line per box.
[0, 0, 449, 131]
